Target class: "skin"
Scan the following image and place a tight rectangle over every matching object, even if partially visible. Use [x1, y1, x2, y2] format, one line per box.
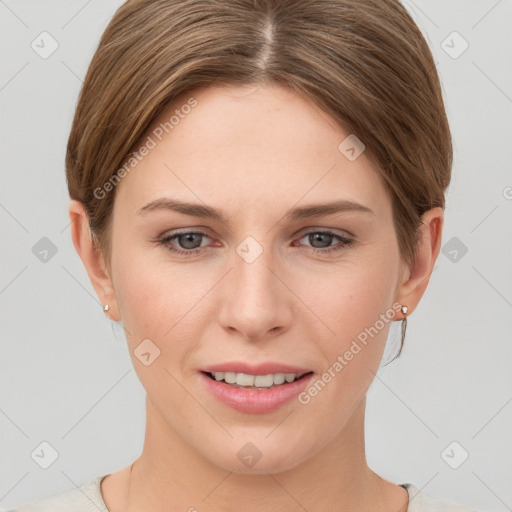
[69, 83, 443, 512]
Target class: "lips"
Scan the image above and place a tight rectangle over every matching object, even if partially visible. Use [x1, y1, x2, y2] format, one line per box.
[200, 370, 315, 414]
[198, 361, 314, 413]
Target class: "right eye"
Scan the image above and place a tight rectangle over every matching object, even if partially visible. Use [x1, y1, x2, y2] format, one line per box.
[155, 230, 212, 255]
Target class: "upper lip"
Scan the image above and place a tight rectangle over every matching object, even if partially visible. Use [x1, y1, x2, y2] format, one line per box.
[201, 361, 312, 376]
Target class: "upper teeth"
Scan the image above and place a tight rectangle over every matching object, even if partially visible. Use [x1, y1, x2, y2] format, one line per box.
[211, 372, 300, 387]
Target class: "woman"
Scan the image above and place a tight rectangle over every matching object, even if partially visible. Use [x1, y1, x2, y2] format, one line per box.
[10, 0, 481, 510]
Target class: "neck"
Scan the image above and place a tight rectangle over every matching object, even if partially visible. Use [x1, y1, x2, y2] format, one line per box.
[117, 396, 408, 512]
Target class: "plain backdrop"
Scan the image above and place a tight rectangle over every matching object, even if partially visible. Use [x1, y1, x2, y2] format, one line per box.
[1, 1, 511, 511]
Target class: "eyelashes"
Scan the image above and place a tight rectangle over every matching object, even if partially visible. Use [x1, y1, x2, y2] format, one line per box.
[154, 229, 355, 256]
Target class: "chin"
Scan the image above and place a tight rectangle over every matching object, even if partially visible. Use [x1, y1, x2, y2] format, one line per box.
[202, 435, 314, 476]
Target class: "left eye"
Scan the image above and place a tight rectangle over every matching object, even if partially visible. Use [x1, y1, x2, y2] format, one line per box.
[296, 231, 354, 254]
[155, 230, 354, 256]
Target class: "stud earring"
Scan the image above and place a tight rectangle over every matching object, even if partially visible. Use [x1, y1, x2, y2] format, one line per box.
[103, 304, 110, 313]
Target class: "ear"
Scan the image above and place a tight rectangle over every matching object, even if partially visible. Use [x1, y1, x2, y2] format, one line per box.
[395, 207, 444, 317]
[68, 200, 120, 321]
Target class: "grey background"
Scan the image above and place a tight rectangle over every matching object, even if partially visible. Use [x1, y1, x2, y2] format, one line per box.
[1, 1, 511, 510]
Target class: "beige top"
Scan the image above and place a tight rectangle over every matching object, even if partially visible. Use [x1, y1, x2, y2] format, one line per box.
[7, 475, 479, 512]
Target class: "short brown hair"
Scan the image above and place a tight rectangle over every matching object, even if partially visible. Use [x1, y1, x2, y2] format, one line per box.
[66, 0, 452, 271]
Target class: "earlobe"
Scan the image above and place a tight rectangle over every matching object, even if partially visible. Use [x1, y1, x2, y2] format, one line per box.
[395, 207, 444, 317]
[68, 200, 120, 321]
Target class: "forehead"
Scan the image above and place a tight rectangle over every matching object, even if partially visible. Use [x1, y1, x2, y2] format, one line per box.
[114, 83, 390, 222]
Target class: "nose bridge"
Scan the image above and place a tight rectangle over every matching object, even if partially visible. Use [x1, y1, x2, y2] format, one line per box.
[233, 238, 281, 309]
[218, 237, 290, 339]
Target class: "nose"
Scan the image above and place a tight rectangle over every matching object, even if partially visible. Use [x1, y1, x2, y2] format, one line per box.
[218, 244, 293, 342]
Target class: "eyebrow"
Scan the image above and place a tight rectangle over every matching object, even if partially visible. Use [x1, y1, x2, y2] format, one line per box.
[136, 197, 374, 223]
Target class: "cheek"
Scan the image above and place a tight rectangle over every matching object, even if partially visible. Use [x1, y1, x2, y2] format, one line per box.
[293, 249, 399, 408]
[294, 262, 397, 423]
[112, 252, 203, 398]
[296, 250, 397, 346]
[111, 244, 196, 346]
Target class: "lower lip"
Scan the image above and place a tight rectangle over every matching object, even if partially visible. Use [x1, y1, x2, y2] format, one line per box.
[200, 372, 314, 414]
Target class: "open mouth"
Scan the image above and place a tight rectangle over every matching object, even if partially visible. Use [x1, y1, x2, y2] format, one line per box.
[202, 370, 314, 390]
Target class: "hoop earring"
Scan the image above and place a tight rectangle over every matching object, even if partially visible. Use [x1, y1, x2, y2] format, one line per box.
[399, 305, 408, 356]
[381, 304, 409, 367]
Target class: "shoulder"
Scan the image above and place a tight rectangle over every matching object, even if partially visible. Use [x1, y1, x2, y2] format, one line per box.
[6, 475, 109, 512]
[402, 483, 483, 512]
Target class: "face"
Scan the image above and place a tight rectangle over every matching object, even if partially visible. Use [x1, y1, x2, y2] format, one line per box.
[106, 83, 407, 474]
